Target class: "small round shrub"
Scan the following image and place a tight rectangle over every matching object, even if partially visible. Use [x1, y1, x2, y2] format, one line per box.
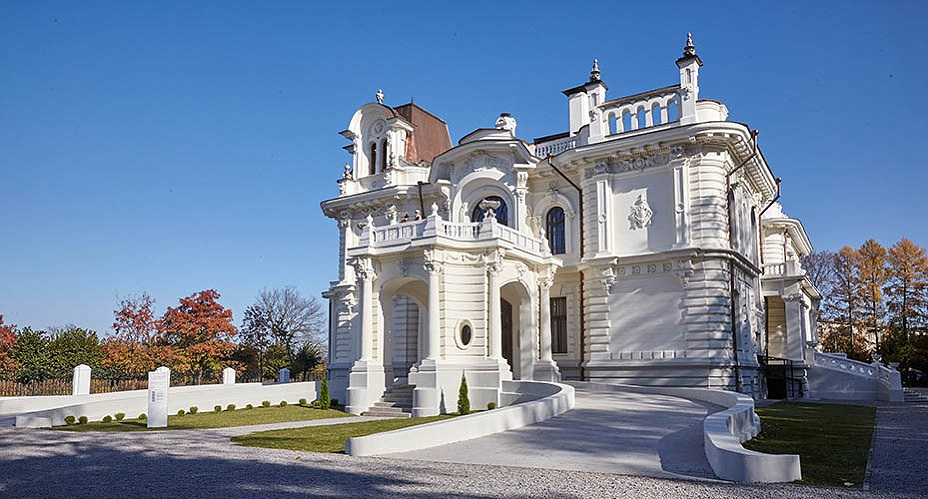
[262, 400, 271, 408]
[487, 402, 497, 410]
[177, 409, 185, 416]
[299, 398, 307, 406]
[102, 415, 113, 423]
[138, 413, 147, 421]
[78, 416, 88, 425]
[226, 404, 236, 411]
[64, 415, 76, 425]
[245, 404, 253, 410]
[330, 399, 339, 406]
[214, 405, 222, 413]
[189, 406, 198, 414]
[115, 413, 125, 421]
[279, 400, 287, 407]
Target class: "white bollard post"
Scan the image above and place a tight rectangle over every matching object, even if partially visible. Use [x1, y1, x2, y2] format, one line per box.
[72, 364, 91, 396]
[222, 367, 236, 385]
[147, 366, 170, 428]
[278, 367, 290, 383]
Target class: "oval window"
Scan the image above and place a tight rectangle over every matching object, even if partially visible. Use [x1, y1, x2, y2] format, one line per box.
[460, 324, 472, 347]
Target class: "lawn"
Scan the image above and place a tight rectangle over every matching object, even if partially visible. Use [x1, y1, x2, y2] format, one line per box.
[232, 414, 457, 452]
[52, 405, 350, 432]
[743, 401, 876, 487]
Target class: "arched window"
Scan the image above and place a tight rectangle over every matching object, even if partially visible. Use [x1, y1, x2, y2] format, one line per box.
[369, 143, 377, 175]
[471, 196, 509, 226]
[667, 98, 679, 122]
[608, 113, 618, 135]
[622, 110, 632, 132]
[651, 103, 662, 125]
[546, 207, 566, 254]
[380, 138, 388, 171]
[637, 108, 647, 129]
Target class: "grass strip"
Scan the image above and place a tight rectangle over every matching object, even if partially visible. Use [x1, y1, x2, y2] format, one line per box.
[743, 401, 876, 487]
[52, 405, 349, 432]
[232, 414, 457, 452]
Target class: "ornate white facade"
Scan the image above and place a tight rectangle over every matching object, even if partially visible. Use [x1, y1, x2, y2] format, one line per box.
[321, 36, 822, 416]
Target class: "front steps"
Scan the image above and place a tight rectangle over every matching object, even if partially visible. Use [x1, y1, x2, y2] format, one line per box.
[361, 384, 414, 418]
[903, 388, 928, 404]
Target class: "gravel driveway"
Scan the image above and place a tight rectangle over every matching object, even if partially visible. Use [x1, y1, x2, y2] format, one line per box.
[0, 410, 922, 498]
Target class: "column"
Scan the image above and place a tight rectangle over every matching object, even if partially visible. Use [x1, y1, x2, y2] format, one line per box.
[488, 259, 502, 359]
[539, 279, 553, 362]
[425, 253, 442, 360]
[355, 258, 375, 361]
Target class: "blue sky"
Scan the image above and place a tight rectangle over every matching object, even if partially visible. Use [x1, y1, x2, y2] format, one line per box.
[1, 1, 926, 335]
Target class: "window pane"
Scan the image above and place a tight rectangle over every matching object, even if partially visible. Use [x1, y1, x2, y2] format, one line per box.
[546, 207, 566, 254]
[550, 297, 568, 354]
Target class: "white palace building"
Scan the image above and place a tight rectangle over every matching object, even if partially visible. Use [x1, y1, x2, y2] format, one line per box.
[321, 36, 876, 417]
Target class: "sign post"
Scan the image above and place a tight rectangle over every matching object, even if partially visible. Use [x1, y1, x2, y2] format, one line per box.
[147, 366, 170, 428]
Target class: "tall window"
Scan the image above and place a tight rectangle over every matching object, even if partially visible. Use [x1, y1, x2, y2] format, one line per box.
[471, 196, 509, 226]
[380, 138, 388, 171]
[546, 207, 566, 254]
[551, 297, 568, 354]
[369, 143, 377, 175]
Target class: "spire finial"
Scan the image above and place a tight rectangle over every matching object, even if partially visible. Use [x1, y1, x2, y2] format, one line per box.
[375, 89, 384, 104]
[589, 58, 601, 82]
[683, 33, 696, 57]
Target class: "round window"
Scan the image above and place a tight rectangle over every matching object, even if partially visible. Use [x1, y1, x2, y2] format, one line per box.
[460, 324, 473, 347]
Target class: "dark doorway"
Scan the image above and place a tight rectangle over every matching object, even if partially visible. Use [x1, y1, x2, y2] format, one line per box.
[501, 298, 513, 370]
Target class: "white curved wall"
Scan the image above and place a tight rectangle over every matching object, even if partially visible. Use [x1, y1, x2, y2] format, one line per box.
[346, 380, 573, 457]
[572, 382, 801, 483]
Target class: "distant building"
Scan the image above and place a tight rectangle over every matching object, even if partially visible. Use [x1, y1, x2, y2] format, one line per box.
[321, 35, 822, 416]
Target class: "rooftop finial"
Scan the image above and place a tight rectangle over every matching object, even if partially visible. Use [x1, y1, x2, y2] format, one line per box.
[375, 89, 384, 104]
[683, 33, 696, 57]
[590, 58, 601, 82]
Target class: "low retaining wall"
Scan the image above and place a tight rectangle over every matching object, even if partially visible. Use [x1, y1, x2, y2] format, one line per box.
[571, 382, 801, 483]
[13, 381, 318, 428]
[345, 380, 574, 457]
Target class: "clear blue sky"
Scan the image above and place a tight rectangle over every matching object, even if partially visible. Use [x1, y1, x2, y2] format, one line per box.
[2, 1, 926, 335]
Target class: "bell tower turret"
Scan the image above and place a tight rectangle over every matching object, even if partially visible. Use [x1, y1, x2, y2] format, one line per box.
[676, 33, 703, 124]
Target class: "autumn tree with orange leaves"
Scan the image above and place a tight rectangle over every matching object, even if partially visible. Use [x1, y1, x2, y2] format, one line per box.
[102, 293, 174, 378]
[0, 315, 17, 376]
[158, 290, 237, 383]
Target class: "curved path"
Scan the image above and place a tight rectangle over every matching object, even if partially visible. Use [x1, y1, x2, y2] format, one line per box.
[383, 387, 719, 480]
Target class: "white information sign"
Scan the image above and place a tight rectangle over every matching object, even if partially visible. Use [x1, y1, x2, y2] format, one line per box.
[147, 367, 170, 428]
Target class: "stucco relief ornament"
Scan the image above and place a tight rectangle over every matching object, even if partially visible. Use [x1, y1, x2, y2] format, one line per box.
[670, 145, 685, 159]
[385, 204, 398, 225]
[375, 89, 384, 104]
[628, 194, 653, 229]
[593, 159, 609, 175]
[600, 267, 616, 291]
[547, 181, 559, 200]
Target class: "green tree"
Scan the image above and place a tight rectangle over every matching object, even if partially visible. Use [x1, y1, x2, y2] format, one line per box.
[47, 326, 103, 378]
[11, 328, 52, 382]
[293, 341, 323, 381]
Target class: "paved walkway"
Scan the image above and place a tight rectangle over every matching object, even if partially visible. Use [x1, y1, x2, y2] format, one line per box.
[384, 388, 719, 480]
[868, 399, 928, 495]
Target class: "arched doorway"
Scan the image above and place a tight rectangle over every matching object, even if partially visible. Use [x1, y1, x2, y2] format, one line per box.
[499, 280, 535, 380]
[378, 277, 427, 388]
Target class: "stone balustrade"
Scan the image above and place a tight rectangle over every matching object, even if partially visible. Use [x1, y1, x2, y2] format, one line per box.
[534, 135, 578, 157]
[357, 215, 549, 257]
[762, 260, 802, 277]
[813, 351, 876, 377]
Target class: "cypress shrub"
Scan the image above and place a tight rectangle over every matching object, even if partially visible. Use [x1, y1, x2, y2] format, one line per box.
[457, 373, 470, 415]
[319, 378, 331, 410]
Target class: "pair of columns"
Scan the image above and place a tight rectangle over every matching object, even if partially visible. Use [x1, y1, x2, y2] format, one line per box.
[354, 256, 554, 365]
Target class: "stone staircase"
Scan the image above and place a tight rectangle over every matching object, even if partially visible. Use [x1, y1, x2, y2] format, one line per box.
[903, 388, 928, 404]
[361, 384, 413, 418]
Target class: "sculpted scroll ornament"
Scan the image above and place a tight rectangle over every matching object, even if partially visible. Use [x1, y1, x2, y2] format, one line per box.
[628, 194, 653, 229]
[423, 249, 443, 274]
[352, 257, 376, 281]
[599, 267, 616, 291]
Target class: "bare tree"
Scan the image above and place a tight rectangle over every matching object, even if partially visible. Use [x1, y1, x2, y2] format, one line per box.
[242, 287, 326, 364]
[802, 250, 837, 298]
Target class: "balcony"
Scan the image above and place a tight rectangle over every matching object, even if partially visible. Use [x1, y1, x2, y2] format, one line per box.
[763, 261, 803, 278]
[351, 212, 551, 259]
